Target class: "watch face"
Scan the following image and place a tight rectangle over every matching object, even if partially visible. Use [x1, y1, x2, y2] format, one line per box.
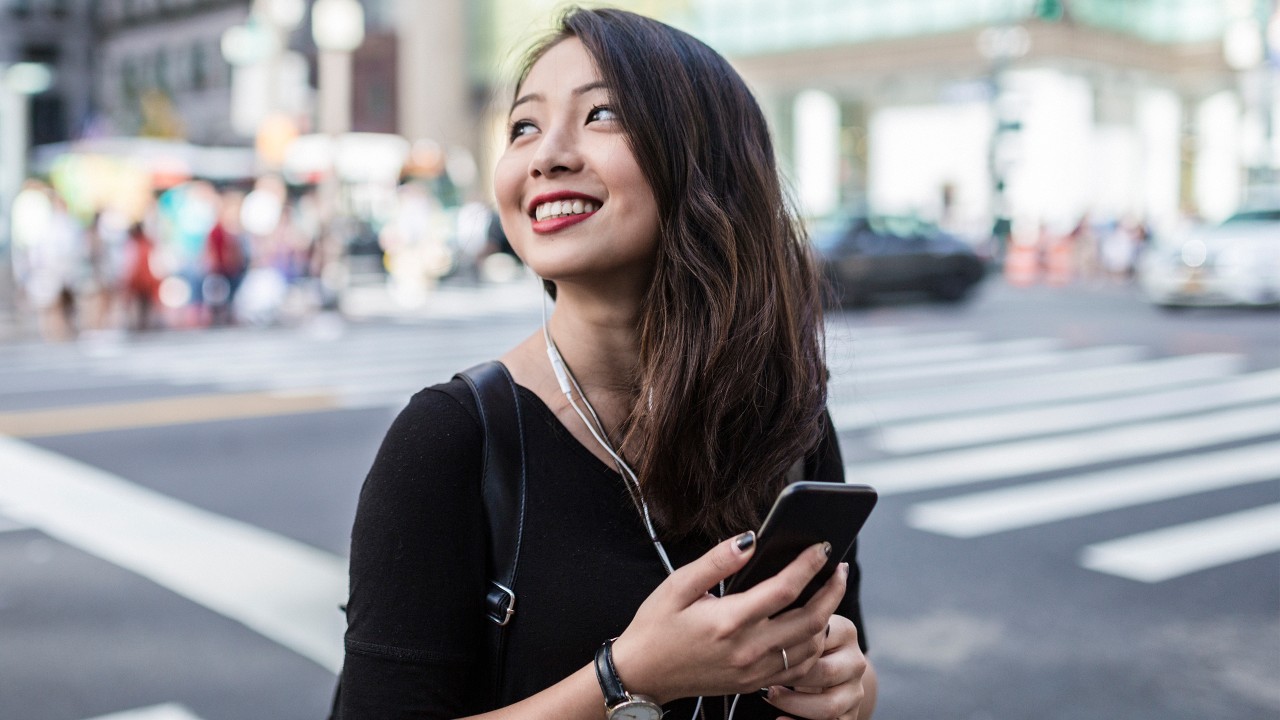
[611, 698, 663, 720]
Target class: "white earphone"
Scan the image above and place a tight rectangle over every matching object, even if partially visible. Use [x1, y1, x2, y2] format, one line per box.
[540, 289, 746, 720]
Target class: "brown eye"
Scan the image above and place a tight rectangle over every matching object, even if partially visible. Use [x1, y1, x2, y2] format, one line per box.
[587, 105, 617, 123]
[508, 120, 537, 142]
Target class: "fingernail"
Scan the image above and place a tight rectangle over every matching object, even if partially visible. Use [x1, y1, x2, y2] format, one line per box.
[825, 623, 831, 638]
[822, 541, 832, 557]
[736, 531, 756, 552]
[757, 687, 771, 700]
[841, 562, 850, 578]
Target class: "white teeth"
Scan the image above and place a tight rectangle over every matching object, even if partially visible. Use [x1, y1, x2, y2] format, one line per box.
[534, 199, 600, 221]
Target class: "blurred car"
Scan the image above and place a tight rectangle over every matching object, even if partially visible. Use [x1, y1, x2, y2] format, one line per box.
[1138, 208, 1280, 309]
[811, 215, 986, 305]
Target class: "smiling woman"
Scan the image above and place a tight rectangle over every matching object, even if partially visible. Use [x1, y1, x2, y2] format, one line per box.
[331, 7, 876, 720]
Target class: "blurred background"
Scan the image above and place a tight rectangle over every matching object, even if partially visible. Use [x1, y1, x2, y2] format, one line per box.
[0, 2, 1277, 720]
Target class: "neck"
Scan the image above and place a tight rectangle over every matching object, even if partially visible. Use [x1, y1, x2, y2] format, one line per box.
[545, 281, 643, 397]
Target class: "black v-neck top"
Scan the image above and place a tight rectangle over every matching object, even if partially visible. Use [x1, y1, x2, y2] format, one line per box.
[335, 375, 866, 719]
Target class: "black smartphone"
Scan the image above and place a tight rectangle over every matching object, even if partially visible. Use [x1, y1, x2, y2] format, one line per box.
[724, 482, 877, 611]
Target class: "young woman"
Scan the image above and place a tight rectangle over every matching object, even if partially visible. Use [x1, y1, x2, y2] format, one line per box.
[334, 8, 876, 720]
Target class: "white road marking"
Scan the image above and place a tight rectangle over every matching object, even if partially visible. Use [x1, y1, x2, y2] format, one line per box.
[906, 442, 1280, 537]
[0, 435, 346, 672]
[830, 352, 1239, 431]
[1079, 503, 1280, 582]
[845, 337, 1061, 370]
[878, 367, 1280, 453]
[0, 512, 29, 533]
[842, 344, 1145, 391]
[850, 402, 1280, 495]
[82, 703, 206, 720]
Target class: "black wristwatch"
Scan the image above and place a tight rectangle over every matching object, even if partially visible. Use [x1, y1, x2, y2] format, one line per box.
[594, 638, 663, 720]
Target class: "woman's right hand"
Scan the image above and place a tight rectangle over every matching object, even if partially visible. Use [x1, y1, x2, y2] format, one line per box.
[609, 533, 847, 705]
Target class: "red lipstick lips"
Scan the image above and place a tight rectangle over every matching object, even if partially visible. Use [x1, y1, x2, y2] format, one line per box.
[528, 190, 602, 235]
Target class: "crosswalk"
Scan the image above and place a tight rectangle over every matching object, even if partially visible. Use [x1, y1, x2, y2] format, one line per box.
[2, 318, 1278, 586]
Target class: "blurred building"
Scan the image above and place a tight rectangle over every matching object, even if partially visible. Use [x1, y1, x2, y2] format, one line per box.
[94, 0, 250, 145]
[0, 0, 95, 146]
[671, 0, 1278, 231]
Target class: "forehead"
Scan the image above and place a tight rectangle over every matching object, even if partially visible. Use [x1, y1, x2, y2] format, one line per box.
[519, 37, 602, 95]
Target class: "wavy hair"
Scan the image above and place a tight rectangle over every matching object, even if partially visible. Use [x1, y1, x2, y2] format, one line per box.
[516, 7, 828, 540]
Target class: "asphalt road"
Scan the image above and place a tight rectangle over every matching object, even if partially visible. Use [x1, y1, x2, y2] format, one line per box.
[0, 277, 1276, 720]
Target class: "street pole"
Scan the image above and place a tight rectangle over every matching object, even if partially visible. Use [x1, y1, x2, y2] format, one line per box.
[0, 62, 53, 328]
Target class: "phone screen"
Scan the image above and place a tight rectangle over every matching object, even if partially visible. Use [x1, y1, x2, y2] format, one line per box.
[724, 482, 877, 611]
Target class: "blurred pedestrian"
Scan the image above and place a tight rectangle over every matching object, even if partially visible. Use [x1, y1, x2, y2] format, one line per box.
[122, 223, 161, 332]
[332, 8, 875, 720]
[203, 192, 248, 325]
[25, 193, 84, 341]
[82, 211, 121, 333]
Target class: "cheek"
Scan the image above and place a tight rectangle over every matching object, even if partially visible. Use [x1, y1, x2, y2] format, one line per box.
[493, 155, 523, 212]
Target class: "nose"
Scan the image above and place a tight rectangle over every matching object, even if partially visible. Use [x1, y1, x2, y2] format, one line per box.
[529, 123, 582, 178]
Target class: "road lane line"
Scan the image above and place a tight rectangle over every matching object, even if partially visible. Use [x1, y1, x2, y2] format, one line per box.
[830, 352, 1239, 431]
[906, 442, 1280, 537]
[878, 367, 1280, 453]
[843, 344, 1145, 391]
[1079, 503, 1280, 582]
[850, 402, 1280, 495]
[0, 513, 29, 533]
[0, 435, 346, 672]
[83, 704, 206, 720]
[845, 337, 1062, 370]
[0, 391, 340, 438]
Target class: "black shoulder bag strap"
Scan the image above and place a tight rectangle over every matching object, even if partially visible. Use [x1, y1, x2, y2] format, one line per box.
[329, 363, 526, 718]
[457, 361, 528, 702]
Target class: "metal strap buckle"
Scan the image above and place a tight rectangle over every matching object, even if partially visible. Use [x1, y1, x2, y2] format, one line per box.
[490, 581, 516, 626]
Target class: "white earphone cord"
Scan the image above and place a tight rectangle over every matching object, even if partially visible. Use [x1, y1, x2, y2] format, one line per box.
[540, 291, 743, 720]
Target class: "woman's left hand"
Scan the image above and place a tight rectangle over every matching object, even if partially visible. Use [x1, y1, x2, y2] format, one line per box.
[762, 614, 869, 720]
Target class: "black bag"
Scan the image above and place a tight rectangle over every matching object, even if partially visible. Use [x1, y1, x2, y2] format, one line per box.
[328, 361, 528, 717]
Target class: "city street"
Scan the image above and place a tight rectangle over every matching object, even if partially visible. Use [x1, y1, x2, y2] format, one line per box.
[1, 277, 1277, 720]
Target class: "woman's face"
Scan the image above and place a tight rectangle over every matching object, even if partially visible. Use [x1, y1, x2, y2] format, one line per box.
[494, 38, 660, 293]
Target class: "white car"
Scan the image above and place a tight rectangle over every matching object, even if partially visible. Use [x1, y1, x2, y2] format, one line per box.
[1139, 208, 1280, 308]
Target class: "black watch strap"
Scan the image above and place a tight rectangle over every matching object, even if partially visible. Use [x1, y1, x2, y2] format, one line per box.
[594, 638, 629, 708]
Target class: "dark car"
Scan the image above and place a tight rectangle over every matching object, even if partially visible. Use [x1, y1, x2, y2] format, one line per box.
[812, 215, 986, 305]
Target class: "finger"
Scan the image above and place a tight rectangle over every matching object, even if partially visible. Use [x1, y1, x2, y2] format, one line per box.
[668, 531, 756, 603]
[820, 614, 858, 652]
[726, 541, 831, 620]
[753, 562, 849, 657]
[766, 681, 862, 720]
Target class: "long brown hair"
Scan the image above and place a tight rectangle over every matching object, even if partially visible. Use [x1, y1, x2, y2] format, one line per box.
[516, 7, 828, 541]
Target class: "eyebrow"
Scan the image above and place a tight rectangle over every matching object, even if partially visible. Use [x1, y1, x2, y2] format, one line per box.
[510, 81, 610, 114]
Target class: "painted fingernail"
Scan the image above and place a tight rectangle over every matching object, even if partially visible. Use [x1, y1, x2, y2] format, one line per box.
[757, 687, 772, 700]
[825, 623, 831, 638]
[822, 541, 832, 556]
[736, 531, 756, 552]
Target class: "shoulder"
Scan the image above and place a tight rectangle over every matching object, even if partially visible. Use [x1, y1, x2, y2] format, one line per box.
[382, 377, 482, 451]
[357, 377, 484, 508]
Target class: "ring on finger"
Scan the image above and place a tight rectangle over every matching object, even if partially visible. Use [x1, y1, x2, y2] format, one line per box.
[780, 647, 790, 671]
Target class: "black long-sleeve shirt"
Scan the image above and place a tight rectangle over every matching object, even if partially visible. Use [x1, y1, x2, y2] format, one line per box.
[335, 375, 866, 719]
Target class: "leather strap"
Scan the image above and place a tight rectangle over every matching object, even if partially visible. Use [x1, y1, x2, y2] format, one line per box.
[594, 638, 629, 708]
[458, 361, 528, 701]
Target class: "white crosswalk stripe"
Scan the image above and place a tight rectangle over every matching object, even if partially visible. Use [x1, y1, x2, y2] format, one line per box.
[829, 352, 1243, 431]
[1078, 504, 1280, 582]
[904, 442, 1280, 537]
[850, 403, 1280, 495]
[876, 367, 1280, 453]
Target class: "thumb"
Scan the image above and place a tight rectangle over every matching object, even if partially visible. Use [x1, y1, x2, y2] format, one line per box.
[670, 531, 756, 604]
